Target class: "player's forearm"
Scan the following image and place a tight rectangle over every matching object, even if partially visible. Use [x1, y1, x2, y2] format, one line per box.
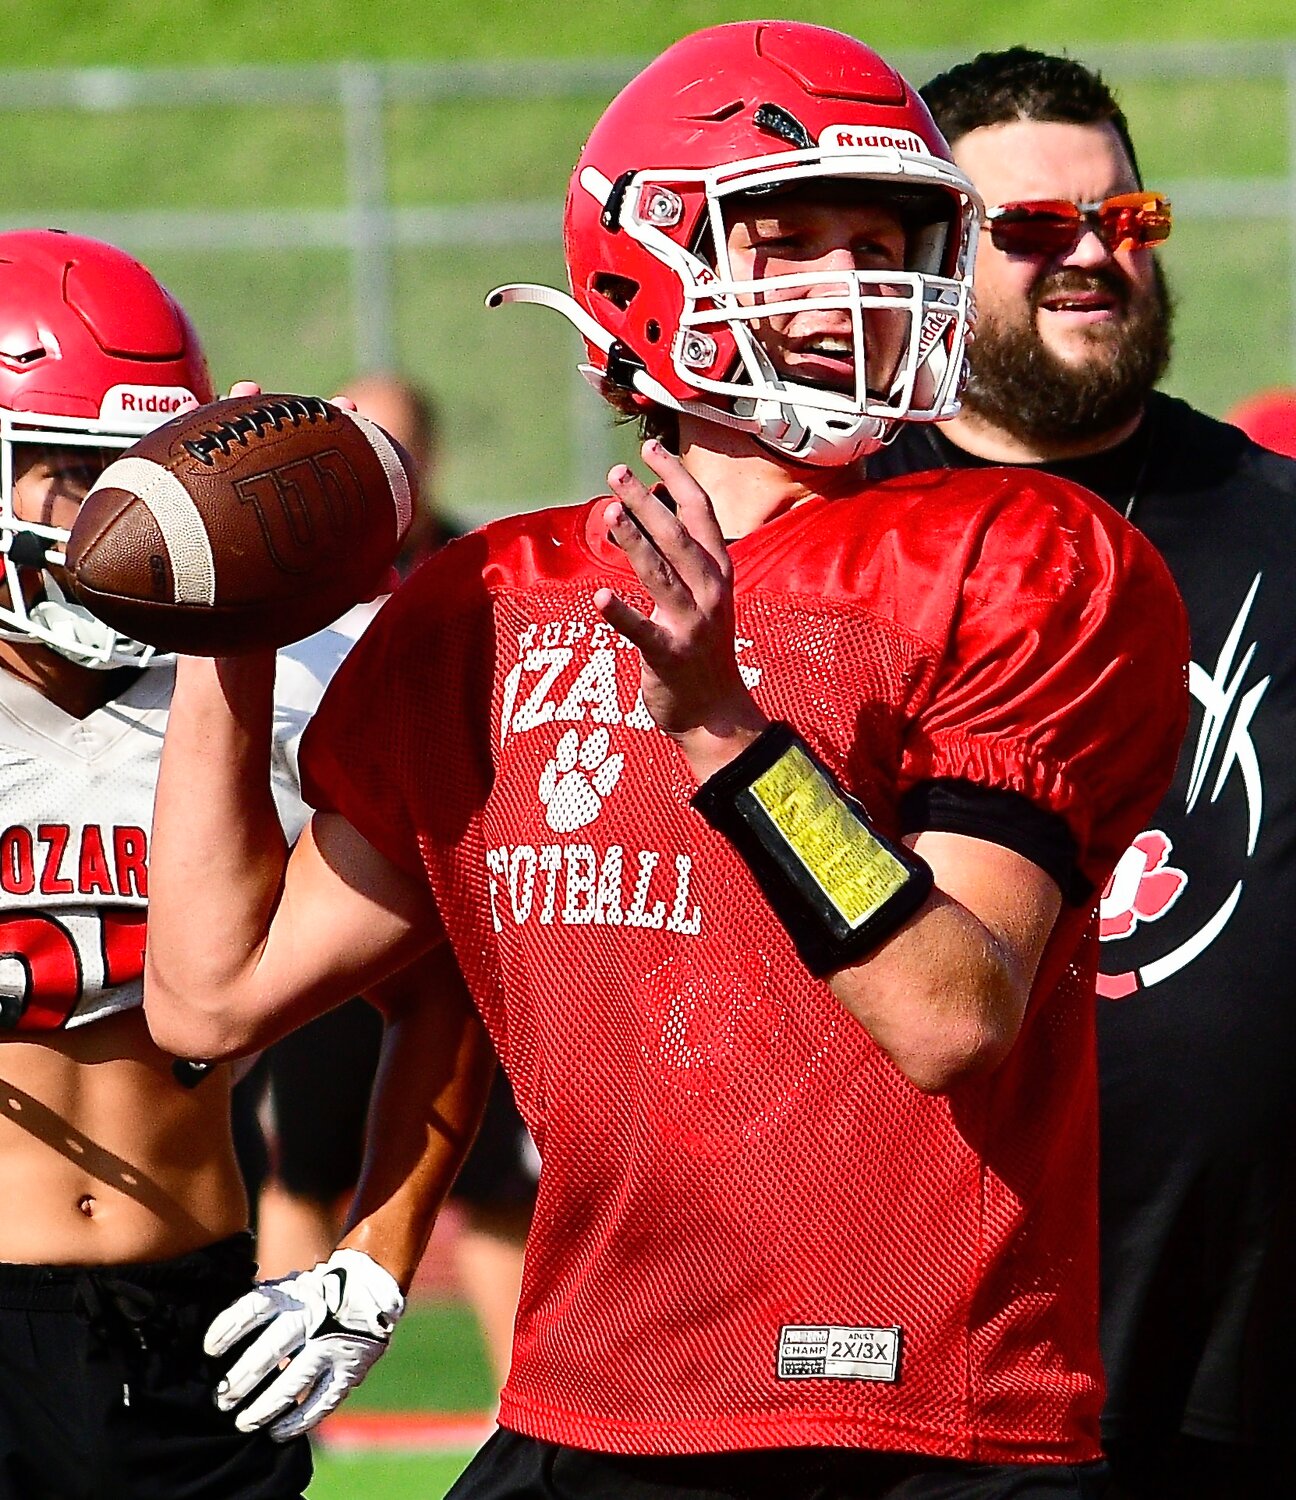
[146, 652, 290, 1053]
[827, 890, 1030, 1093]
[680, 724, 1056, 1094]
[339, 952, 497, 1290]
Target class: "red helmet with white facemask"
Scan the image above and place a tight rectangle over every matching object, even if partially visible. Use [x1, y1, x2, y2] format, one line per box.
[0, 229, 214, 667]
[489, 21, 982, 467]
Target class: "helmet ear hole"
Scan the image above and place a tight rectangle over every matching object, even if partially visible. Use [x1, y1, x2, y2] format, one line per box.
[591, 272, 639, 311]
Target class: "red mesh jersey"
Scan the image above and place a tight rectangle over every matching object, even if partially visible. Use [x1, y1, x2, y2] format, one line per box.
[301, 468, 1188, 1462]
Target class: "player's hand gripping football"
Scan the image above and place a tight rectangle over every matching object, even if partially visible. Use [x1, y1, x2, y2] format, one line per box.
[205, 1248, 405, 1442]
[596, 440, 767, 778]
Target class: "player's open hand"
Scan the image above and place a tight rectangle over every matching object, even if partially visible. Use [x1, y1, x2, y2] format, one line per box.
[594, 441, 766, 773]
[205, 1248, 405, 1442]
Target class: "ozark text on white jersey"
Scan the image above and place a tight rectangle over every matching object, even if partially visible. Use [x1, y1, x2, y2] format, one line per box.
[0, 608, 375, 1030]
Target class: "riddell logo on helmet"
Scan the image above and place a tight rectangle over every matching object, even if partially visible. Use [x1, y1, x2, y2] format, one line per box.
[100, 384, 198, 426]
[819, 126, 930, 155]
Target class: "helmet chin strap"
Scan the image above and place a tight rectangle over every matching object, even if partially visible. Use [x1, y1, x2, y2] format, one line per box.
[488, 282, 888, 469]
[759, 412, 891, 467]
[735, 337, 890, 467]
[9, 572, 155, 670]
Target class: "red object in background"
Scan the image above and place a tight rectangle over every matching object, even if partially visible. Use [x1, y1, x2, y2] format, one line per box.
[1226, 388, 1296, 460]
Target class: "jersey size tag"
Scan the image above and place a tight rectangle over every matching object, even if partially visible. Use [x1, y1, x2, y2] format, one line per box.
[747, 745, 910, 929]
[777, 1324, 902, 1382]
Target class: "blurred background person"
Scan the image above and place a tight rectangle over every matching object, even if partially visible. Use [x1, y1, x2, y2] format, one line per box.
[339, 371, 453, 573]
[1226, 387, 1296, 459]
[871, 47, 1296, 1500]
[247, 369, 539, 1388]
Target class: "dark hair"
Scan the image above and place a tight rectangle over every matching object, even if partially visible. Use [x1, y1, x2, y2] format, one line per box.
[597, 377, 680, 450]
[920, 48, 1144, 188]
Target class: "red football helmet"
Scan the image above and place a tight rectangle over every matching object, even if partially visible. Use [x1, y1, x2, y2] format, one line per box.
[489, 21, 981, 466]
[0, 229, 214, 667]
[1227, 388, 1296, 461]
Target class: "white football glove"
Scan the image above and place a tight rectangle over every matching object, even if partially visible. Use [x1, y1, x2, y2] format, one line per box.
[205, 1248, 405, 1442]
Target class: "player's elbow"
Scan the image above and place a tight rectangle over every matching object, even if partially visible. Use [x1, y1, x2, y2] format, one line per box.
[145, 1006, 244, 1062]
[143, 971, 254, 1061]
[895, 1015, 1017, 1094]
[880, 964, 1025, 1094]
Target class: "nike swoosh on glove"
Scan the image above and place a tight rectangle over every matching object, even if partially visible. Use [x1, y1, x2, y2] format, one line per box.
[205, 1247, 406, 1441]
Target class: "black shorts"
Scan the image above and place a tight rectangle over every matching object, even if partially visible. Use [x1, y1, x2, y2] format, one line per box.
[261, 996, 386, 1201]
[448, 1429, 1108, 1500]
[1103, 1433, 1292, 1499]
[0, 1233, 312, 1500]
[451, 1069, 540, 1212]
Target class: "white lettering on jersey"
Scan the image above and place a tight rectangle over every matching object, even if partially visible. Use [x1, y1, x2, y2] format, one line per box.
[509, 648, 572, 737]
[485, 610, 751, 944]
[554, 651, 620, 724]
[497, 615, 763, 748]
[485, 843, 699, 937]
[538, 846, 563, 925]
[563, 845, 598, 923]
[668, 855, 702, 935]
[626, 851, 667, 930]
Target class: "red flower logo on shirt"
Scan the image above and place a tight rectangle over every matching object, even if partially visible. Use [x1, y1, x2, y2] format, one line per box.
[1099, 830, 1188, 940]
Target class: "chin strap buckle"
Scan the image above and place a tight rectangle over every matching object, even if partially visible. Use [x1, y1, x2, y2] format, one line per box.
[605, 339, 647, 391]
[600, 169, 637, 232]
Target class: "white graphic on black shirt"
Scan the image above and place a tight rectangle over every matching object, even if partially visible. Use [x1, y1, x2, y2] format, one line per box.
[1099, 831, 1187, 941]
[1100, 573, 1268, 998]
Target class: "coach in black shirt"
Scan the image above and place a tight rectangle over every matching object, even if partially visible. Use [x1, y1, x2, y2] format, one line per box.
[872, 47, 1296, 1500]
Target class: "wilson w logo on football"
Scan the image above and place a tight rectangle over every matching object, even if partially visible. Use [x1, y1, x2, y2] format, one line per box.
[234, 448, 367, 576]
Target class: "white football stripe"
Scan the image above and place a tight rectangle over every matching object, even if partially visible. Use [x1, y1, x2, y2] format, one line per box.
[347, 411, 414, 539]
[88, 457, 217, 606]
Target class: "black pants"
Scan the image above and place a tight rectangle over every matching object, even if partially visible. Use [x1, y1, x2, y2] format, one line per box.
[0, 1234, 312, 1500]
[448, 1428, 1108, 1500]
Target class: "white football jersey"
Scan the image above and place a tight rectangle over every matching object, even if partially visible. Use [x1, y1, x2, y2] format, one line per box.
[0, 607, 378, 1031]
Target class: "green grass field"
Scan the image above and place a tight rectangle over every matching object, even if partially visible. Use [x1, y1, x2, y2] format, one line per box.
[305, 1299, 494, 1498]
[5, 0, 1295, 65]
[339, 1300, 496, 1412]
[310, 1451, 472, 1500]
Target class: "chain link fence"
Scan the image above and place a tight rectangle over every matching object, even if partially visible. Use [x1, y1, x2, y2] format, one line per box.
[1, 44, 1292, 522]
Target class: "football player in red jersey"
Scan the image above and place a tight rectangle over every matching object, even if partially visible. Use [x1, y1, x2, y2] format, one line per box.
[0, 230, 491, 1499]
[146, 23, 1187, 1500]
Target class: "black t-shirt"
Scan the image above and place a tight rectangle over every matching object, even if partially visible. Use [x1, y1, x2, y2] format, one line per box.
[876, 394, 1296, 1451]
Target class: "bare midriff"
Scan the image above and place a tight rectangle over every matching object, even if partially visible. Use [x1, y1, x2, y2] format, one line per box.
[0, 1008, 247, 1266]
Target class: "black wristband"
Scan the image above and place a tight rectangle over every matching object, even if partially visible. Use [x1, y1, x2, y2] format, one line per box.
[691, 723, 933, 977]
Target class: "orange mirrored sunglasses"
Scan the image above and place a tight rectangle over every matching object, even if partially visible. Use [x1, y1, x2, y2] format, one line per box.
[985, 191, 1173, 256]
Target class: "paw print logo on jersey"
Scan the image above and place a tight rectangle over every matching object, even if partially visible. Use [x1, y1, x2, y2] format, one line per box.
[539, 728, 625, 832]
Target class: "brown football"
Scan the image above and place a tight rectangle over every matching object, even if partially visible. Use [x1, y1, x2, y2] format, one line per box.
[65, 392, 415, 655]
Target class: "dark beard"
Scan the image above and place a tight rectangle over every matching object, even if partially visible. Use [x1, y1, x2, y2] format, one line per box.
[961, 260, 1174, 445]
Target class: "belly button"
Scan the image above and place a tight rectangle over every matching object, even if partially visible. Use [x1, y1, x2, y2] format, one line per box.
[77, 1196, 95, 1218]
